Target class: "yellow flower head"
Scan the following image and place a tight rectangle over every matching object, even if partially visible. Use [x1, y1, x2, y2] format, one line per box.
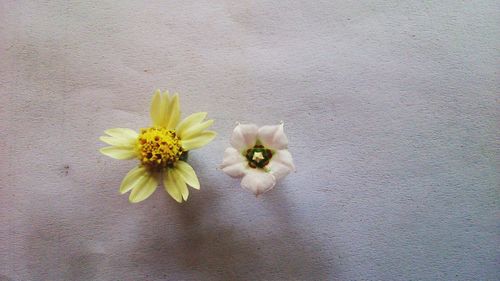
[99, 90, 216, 203]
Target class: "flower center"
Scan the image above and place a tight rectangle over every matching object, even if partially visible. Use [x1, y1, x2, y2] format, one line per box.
[245, 145, 273, 169]
[136, 127, 183, 169]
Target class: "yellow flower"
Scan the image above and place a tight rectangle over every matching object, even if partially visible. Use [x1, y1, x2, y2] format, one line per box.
[99, 90, 216, 203]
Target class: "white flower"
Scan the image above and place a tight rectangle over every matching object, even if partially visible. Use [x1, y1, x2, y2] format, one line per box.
[220, 123, 295, 195]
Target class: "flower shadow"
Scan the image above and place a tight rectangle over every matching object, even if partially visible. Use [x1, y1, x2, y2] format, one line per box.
[130, 178, 331, 280]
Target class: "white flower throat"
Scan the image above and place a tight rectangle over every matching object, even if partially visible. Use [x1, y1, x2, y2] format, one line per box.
[245, 144, 273, 169]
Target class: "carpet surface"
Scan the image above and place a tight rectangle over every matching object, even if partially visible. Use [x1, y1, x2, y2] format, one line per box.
[1, 1, 498, 280]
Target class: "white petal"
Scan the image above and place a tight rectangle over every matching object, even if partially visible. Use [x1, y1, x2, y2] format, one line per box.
[129, 172, 158, 203]
[268, 149, 295, 180]
[257, 123, 288, 150]
[220, 147, 248, 178]
[120, 166, 148, 194]
[175, 161, 200, 189]
[241, 170, 276, 195]
[230, 123, 258, 151]
[164, 168, 186, 203]
[181, 131, 216, 151]
[150, 89, 168, 127]
[100, 146, 137, 160]
[176, 112, 207, 137]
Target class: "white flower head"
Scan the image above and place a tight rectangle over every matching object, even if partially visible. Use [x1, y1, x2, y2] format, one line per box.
[220, 122, 295, 195]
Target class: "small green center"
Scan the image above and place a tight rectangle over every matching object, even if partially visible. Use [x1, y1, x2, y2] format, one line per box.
[245, 145, 273, 169]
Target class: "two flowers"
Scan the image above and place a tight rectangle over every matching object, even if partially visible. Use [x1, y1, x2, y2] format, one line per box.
[100, 90, 295, 203]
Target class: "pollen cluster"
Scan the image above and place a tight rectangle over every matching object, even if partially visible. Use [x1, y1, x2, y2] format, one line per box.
[136, 127, 183, 169]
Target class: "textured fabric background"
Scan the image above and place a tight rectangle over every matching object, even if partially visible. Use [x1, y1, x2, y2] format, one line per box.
[1, 1, 498, 280]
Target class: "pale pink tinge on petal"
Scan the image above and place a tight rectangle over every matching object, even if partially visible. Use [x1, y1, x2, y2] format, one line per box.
[230, 123, 258, 151]
[268, 149, 295, 180]
[240, 170, 277, 195]
[220, 147, 248, 178]
[257, 123, 288, 150]
[268, 161, 291, 181]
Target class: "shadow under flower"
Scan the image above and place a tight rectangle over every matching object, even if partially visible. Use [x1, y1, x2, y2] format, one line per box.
[129, 177, 333, 280]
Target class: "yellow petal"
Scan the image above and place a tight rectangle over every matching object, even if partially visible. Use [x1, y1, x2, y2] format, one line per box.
[181, 131, 216, 151]
[104, 128, 138, 140]
[129, 172, 158, 203]
[150, 89, 162, 124]
[181, 119, 214, 139]
[99, 136, 135, 147]
[173, 169, 189, 201]
[163, 93, 180, 130]
[175, 161, 200, 189]
[100, 146, 137, 160]
[150, 89, 168, 127]
[176, 112, 208, 138]
[120, 166, 148, 194]
[164, 169, 185, 203]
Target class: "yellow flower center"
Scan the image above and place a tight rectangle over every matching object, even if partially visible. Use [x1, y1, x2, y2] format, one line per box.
[136, 127, 183, 169]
